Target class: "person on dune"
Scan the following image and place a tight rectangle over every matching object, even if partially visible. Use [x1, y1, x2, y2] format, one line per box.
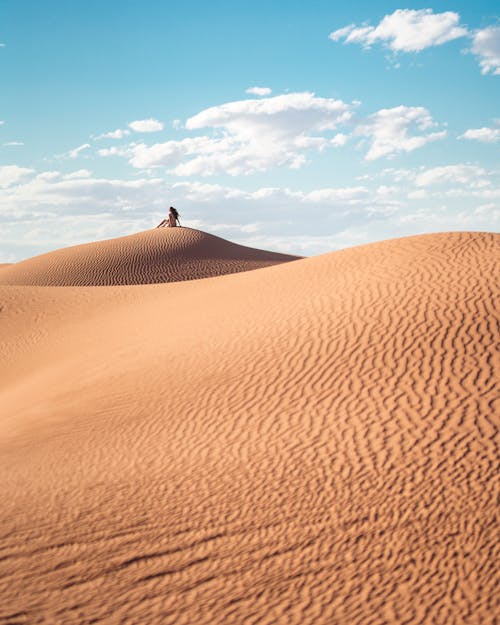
[157, 206, 181, 228]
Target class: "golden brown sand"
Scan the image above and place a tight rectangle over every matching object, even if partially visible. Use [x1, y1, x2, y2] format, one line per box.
[0, 228, 299, 286]
[0, 230, 498, 624]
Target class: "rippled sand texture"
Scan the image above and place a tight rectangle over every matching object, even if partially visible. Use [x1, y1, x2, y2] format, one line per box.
[0, 228, 299, 285]
[0, 231, 498, 625]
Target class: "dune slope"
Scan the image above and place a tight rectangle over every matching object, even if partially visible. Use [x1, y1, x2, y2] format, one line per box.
[0, 227, 300, 286]
[0, 231, 498, 624]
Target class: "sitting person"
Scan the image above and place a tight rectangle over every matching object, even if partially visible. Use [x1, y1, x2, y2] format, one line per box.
[157, 206, 181, 228]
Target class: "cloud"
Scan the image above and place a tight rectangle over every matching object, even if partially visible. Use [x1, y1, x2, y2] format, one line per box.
[0, 169, 165, 222]
[471, 26, 500, 75]
[414, 165, 490, 188]
[128, 118, 164, 132]
[96, 128, 131, 140]
[181, 92, 354, 174]
[246, 86, 272, 96]
[302, 187, 370, 203]
[186, 92, 353, 134]
[459, 126, 500, 143]
[101, 92, 356, 176]
[3, 141, 24, 146]
[98, 94, 448, 173]
[1, 167, 498, 263]
[329, 9, 467, 52]
[61, 143, 91, 159]
[0, 43, 5, 48]
[0, 165, 34, 188]
[355, 105, 446, 160]
[97, 145, 129, 158]
[63, 169, 93, 179]
[370, 163, 499, 195]
[171, 181, 247, 202]
[330, 133, 348, 146]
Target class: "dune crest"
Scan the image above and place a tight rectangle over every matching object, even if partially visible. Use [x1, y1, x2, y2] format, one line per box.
[0, 227, 299, 286]
[0, 231, 498, 624]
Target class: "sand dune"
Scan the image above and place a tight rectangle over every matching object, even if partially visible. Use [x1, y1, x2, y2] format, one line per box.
[0, 227, 299, 286]
[0, 231, 498, 624]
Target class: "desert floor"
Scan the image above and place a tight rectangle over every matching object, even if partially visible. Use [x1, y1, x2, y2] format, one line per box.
[0, 229, 498, 624]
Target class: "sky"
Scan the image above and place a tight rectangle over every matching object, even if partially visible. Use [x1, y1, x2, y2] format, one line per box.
[1, 0, 499, 261]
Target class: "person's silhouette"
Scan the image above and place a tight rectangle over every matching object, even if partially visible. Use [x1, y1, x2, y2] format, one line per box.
[157, 207, 181, 228]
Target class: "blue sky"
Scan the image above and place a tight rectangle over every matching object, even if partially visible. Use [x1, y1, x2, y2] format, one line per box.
[1, 1, 499, 260]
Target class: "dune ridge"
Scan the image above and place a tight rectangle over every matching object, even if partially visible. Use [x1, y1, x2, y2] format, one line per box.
[0, 227, 300, 286]
[0, 231, 498, 624]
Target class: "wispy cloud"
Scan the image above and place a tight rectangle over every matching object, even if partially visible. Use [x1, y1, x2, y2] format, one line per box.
[414, 164, 490, 188]
[471, 26, 500, 75]
[96, 128, 131, 140]
[60, 143, 91, 160]
[3, 141, 24, 146]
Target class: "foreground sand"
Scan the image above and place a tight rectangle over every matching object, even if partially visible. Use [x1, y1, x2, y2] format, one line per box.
[0, 230, 498, 624]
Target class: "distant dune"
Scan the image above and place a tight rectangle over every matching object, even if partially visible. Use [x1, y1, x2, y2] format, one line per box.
[0, 227, 300, 286]
[0, 231, 498, 624]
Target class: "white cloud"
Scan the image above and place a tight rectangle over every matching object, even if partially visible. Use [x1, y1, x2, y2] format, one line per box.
[186, 92, 353, 135]
[181, 92, 354, 174]
[302, 186, 369, 203]
[97, 145, 129, 158]
[0, 169, 165, 223]
[1, 166, 498, 262]
[459, 126, 500, 143]
[329, 9, 467, 52]
[415, 165, 490, 187]
[3, 141, 24, 146]
[471, 26, 500, 75]
[97, 94, 448, 172]
[0, 165, 34, 188]
[96, 128, 131, 140]
[63, 169, 93, 179]
[374, 163, 498, 194]
[103, 92, 356, 176]
[63, 143, 91, 159]
[128, 118, 164, 133]
[355, 105, 446, 160]
[171, 181, 247, 202]
[330, 133, 348, 146]
[407, 189, 428, 200]
[36, 171, 61, 181]
[246, 86, 272, 96]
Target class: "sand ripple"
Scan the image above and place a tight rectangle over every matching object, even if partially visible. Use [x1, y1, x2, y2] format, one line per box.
[0, 231, 498, 624]
[0, 228, 299, 286]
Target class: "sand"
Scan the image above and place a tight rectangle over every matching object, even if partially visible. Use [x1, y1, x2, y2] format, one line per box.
[0, 228, 299, 286]
[0, 229, 498, 624]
